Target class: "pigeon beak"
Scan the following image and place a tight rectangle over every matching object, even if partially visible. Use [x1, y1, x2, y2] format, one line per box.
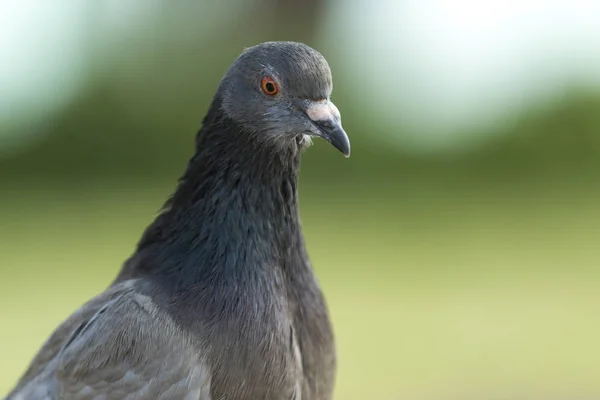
[305, 100, 351, 157]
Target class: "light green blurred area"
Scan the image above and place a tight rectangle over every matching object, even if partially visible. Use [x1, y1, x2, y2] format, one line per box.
[2, 1, 600, 399]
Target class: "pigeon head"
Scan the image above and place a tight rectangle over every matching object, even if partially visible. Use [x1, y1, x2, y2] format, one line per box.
[217, 41, 350, 157]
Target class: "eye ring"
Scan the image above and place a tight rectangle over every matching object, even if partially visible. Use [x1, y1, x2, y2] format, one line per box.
[261, 77, 279, 96]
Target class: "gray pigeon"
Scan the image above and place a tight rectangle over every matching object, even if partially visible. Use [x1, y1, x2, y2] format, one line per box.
[5, 41, 349, 400]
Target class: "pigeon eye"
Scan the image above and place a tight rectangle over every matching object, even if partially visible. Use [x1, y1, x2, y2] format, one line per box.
[261, 77, 279, 95]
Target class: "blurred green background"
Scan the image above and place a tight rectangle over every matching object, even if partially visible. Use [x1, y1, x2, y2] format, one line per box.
[2, 1, 600, 399]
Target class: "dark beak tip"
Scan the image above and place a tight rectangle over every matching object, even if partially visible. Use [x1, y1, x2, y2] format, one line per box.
[311, 118, 351, 158]
[339, 142, 351, 158]
[337, 136, 351, 158]
[329, 129, 351, 158]
[328, 135, 350, 158]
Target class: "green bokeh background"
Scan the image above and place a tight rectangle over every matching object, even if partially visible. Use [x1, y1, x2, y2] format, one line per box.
[2, 2, 600, 399]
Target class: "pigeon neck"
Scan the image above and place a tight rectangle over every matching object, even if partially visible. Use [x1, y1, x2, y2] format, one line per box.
[127, 100, 307, 286]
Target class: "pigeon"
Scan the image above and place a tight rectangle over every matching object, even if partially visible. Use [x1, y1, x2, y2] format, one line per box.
[5, 41, 349, 400]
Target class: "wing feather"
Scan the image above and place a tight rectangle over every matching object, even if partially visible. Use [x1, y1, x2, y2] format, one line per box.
[6, 280, 211, 400]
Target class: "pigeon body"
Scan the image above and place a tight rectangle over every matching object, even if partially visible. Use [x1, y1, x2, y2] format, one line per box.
[6, 41, 349, 400]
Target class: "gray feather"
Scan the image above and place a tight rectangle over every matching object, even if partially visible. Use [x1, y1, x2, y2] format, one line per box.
[7, 280, 211, 400]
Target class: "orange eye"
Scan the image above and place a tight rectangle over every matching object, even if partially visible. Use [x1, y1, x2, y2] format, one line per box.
[261, 77, 279, 95]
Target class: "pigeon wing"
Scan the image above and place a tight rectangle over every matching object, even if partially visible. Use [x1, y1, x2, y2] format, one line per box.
[6, 281, 211, 400]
